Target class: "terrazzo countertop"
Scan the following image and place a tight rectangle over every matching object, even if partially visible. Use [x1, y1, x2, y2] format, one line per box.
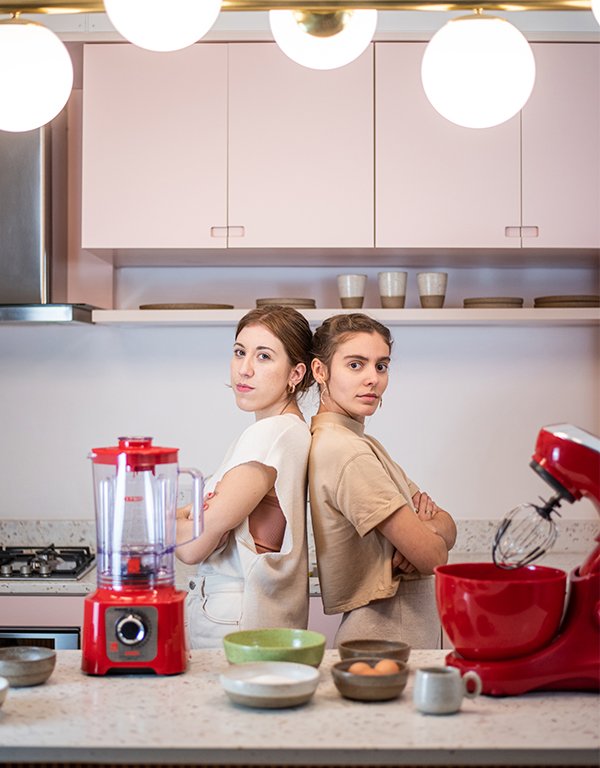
[0, 649, 597, 766]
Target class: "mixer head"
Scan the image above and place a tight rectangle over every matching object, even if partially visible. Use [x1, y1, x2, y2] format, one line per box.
[493, 423, 600, 570]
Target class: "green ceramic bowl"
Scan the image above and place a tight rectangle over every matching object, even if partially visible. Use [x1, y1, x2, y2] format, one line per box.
[223, 628, 326, 667]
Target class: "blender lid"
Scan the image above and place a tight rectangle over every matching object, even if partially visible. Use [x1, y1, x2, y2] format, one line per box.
[89, 437, 178, 469]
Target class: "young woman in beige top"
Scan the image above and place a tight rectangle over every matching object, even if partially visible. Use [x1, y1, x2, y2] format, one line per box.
[309, 313, 457, 649]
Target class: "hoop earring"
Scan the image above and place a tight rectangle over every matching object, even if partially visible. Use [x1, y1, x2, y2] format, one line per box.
[287, 382, 297, 395]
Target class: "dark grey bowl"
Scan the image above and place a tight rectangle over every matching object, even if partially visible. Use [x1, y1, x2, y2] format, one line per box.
[331, 657, 409, 701]
[337, 638, 411, 663]
[0, 646, 56, 687]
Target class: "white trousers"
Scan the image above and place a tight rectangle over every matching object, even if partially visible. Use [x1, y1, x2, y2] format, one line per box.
[185, 574, 244, 650]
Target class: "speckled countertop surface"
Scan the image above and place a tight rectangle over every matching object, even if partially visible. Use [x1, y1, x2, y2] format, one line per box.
[0, 649, 598, 766]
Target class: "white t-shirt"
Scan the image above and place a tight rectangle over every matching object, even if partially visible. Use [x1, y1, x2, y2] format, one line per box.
[194, 413, 311, 631]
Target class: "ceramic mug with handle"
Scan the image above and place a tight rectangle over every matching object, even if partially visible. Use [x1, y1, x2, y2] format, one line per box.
[413, 665, 482, 715]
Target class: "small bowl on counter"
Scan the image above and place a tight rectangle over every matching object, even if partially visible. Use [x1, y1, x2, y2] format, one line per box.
[0, 647, 56, 687]
[338, 638, 411, 663]
[220, 660, 320, 709]
[223, 628, 326, 668]
[331, 657, 409, 702]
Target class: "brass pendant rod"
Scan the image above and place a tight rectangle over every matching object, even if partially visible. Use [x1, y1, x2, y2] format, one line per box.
[0, 0, 592, 15]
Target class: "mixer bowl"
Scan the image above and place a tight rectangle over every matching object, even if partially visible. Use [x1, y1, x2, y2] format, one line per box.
[435, 562, 567, 660]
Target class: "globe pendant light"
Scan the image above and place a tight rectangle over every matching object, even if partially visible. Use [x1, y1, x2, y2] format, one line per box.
[104, 0, 222, 52]
[269, 9, 377, 70]
[0, 18, 73, 133]
[421, 14, 536, 129]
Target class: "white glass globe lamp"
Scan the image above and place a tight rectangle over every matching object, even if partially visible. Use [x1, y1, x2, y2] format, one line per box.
[421, 14, 536, 129]
[104, 0, 222, 52]
[592, 0, 600, 26]
[0, 18, 73, 133]
[269, 9, 377, 70]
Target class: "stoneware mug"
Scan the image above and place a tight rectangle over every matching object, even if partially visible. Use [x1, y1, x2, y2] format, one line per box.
[417, 272, 448, 308]
[413, 665, 482, 715]
[378, 271, 407, 308]
[337, 274, 367, 309]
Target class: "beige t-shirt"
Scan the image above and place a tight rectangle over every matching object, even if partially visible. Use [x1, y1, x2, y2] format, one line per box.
[309, 412, 419, 615]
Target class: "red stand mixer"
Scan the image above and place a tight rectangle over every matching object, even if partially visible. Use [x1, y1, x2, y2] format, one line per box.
[436, 423, 600, 696]
[82, 437, 203, 675]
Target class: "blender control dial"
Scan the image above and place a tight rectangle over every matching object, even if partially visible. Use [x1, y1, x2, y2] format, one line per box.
[115, 613, 147, 646]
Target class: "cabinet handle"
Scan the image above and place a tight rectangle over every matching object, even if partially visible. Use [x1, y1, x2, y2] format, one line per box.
[228, 226, 245, 238]
[521, 226, 539, 238]
[504, 226, 521, 238]
[210, 226, 228, 238]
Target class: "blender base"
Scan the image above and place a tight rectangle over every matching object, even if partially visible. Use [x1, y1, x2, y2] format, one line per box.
[82, 586, 188, 676]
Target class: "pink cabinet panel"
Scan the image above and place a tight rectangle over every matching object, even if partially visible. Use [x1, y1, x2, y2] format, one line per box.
[228, 44, 374, 248]
[375, 42, 521, 249]
[81, 44, 228, 249]
[522, 43, 600, 249]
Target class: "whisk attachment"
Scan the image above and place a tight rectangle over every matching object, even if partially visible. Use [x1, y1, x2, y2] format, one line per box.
[492, 493, 563, 569]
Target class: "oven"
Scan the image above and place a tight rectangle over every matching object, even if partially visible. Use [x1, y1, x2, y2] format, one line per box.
[0, 545, 95, 650]
[0, 626, 80, 650]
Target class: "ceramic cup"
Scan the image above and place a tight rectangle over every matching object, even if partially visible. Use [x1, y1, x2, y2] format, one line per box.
[337, 274, 367, 309]
[417, 272, 448, 309]
[413, 666, 482, 715]
[378, 271, 407, 308]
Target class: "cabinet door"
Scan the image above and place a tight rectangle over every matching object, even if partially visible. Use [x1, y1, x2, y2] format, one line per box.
[522, 43, 600, 249]
[375, 43, 521, 249]
[228, 43, 374, 248]
[82, 44, 228, 249]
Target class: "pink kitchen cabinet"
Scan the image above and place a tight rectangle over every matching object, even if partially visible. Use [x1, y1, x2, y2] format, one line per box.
[81, 42, 373, 251]
[227, 44, 374, 248]
[375, 42, 521, 249]
[81, 44, 228, 250]
[521, 43, 600, 250]
[376, 41, 600, 251]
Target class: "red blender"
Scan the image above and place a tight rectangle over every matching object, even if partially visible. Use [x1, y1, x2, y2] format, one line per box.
[436, 423, 600, 695]
[82, 437, 203, 675]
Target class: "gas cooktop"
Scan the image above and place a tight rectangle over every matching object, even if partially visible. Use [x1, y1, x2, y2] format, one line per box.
[0, 545, 95, 580]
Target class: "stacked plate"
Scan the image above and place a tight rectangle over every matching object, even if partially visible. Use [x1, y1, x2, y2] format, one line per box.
[463, 297, 524, 309]
[534, 295, 600, 308]
[256, 298, 316, 309]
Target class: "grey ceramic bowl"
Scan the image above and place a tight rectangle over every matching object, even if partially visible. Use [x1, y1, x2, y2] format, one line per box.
[337, 639, 411, 663]
[0, 676, 8, 707]
[0, 647, 56, 687]
[331, 657, 409, 702]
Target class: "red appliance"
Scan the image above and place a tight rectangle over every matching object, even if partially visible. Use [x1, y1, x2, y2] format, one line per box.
[439, 423, 600, 696]
[82, 437, 203, 676]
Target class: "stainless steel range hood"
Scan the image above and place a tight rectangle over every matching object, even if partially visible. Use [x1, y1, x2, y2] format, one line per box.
[0, 111, 94, 324]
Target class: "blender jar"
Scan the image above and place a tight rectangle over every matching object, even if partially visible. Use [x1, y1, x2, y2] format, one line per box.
[90, 437, 203, 589]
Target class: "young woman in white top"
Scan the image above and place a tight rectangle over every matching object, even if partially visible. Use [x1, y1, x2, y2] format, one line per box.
[176, 306, 314, 649]
[309, 313, 457, 649]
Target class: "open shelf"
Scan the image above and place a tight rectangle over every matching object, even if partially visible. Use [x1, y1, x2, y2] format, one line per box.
[92, 307, 600, 327]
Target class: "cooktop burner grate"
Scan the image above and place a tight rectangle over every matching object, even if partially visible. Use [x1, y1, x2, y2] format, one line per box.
[0, 544, 95, 580]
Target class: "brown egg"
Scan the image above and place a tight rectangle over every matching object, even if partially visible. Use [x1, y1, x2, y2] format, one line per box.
[348, 661, 372, 675]
[374, 659, 400, 675]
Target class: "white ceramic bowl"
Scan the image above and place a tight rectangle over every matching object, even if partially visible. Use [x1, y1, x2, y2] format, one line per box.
[0, 676, 8, 708]
[220, 660, 320, 709]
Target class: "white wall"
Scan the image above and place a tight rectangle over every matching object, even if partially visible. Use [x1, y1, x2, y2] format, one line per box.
[0, 305, 597, 523]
